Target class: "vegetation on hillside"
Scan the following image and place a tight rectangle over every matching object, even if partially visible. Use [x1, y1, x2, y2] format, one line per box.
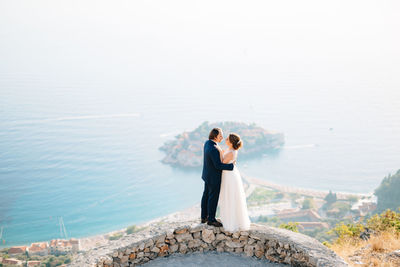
[41, 255, 71, 267]
[301, 197, 315, 210]
[279, 222, 299, 233]
[108, 232, 123, 240]
[126, 225, 147, 235]
[375, 169, 400, 213]
[253, 169, 400, 266]
[247, 187, 277, 206]
[328, 209, 400, 266]
[0, 252, 71, 267]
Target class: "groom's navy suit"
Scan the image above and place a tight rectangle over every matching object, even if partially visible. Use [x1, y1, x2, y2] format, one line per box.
[201, 139, 234, 222]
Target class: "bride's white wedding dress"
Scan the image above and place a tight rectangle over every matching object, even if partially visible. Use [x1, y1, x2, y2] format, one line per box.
[219, 149, 251, 232]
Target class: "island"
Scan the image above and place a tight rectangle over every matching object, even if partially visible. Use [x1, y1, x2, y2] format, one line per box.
[159, 121, 285, 168]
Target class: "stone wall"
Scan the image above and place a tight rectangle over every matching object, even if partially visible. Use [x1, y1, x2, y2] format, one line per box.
[95, 222, 347, 267]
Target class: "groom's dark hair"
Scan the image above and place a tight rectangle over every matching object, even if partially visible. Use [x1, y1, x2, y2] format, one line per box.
[209, 128, 222, 140]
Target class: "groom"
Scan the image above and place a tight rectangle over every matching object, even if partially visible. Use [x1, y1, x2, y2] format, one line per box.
[201, 128, 234, 227]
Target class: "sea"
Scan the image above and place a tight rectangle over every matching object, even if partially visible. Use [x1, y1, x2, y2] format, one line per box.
[0, 0, 399, 248]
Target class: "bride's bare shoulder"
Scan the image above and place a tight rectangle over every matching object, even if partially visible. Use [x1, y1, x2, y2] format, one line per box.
[222, 150, 234, 163]
[226, 149, 237, 156]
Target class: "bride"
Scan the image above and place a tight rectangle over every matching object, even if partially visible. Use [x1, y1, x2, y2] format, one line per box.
[217, 133, 251, 232]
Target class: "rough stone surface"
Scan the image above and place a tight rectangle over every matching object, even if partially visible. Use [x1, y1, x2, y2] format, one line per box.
[175, 233, 193, 243]
[69, 220, 348, 267]
[226, 240, 245, 248]
[202, 228, 216, 244]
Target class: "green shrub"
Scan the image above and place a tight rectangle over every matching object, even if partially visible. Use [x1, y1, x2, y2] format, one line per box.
[302, 198, 315, 210]
[126, 225, 137, 234]
[247, 187, 276, 205]
[126, 225, 147, 235]
[331, 202, 350, 215]
[366, 209, 400, 233]
[40, 255, 71, 267]
[279, 222, 299, 232]
[329, 209, 400, 245]
[108, 232, 123, 240]
[328, 222, 364, 244]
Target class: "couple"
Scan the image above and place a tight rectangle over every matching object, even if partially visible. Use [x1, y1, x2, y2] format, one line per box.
[201, 127, 251, 232]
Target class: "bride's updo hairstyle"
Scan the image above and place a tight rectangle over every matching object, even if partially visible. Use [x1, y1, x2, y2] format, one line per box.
[229, 133, 243, 150]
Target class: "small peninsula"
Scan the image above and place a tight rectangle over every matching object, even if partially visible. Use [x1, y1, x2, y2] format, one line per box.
[159, 121, 285, 168]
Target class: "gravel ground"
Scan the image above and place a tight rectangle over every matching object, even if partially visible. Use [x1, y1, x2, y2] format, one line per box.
[139, 251, 287, 267]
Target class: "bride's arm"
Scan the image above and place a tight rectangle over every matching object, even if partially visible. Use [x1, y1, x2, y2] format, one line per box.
[222, 151, 233, 164]
[220, 149, 225, 162]
[215, 145, 223, 162]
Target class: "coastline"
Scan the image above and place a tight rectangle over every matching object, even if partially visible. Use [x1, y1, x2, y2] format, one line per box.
[75, 174, 370, 251]
[77, 204, 202, 252]
[1, 175, 370, 252]
[241, 173, 372, 199]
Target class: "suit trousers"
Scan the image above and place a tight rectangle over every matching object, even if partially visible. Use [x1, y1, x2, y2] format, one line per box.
[201, 181, 221, 222]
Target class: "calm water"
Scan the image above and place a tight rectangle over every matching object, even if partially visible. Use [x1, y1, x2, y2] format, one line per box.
[0, 0, 399, 248]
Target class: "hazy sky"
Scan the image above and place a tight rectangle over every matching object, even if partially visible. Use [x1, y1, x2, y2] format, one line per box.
[1, 1, 400, 247]
[0, 0, 399, 104]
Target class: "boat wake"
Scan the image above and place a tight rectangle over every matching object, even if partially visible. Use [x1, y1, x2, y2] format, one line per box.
[160, 131, 180, 138]
[7, 113, 141, 124]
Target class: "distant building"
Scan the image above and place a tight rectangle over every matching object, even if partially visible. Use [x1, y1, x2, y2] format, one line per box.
[27, 261, 41, 266]
[2, 258, 23, 265]
[326, 208, 340, 217]
[351, 196, 378, 216]
[50, 239, 72, 255]
[28, 242, 49, 256]
[8, 246, 28, 255]
[359, 202, 377, 216]
[50, 238, 80, 254]
[275, 208, 298, 214]
[276, 209, 322, 222]
[297, 222, 330, 231]
[69, 238, 80, 252]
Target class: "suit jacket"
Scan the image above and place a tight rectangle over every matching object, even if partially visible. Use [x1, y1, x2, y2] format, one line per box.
[201, 139, 234, 186]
